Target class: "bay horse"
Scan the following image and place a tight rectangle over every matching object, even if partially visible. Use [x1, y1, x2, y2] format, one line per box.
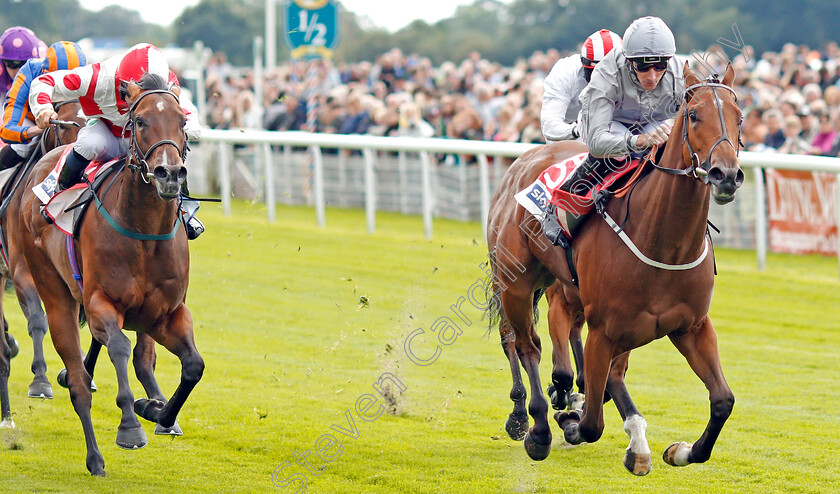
[1, 101, 85, 428]
[486, 63, 743, 475]
[18, 74, 203, 476]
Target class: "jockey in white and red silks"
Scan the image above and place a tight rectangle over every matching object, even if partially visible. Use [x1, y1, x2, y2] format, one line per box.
[29, 43, 205, 239]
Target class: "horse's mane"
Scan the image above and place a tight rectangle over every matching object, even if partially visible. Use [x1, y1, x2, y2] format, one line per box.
[119, 72, 169, 101]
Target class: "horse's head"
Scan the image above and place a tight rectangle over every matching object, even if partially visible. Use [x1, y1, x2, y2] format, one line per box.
[681, 62, 744, 204]
[125, 77, 188, 201]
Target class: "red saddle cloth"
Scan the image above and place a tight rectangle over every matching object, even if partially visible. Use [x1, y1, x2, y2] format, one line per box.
[544, 154, 641, 216]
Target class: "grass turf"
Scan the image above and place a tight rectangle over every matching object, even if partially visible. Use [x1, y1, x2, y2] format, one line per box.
[2, 200, 839, 493]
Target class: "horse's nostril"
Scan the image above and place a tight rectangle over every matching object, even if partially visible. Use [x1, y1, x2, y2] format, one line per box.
[708, 167, 725, 184]
[735, 169, 745, 187]
[153, 167, 168, 180]
[178, 167, 187, 182]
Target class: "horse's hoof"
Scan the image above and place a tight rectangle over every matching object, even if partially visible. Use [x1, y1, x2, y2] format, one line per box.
[56, 369, 96, 392]
[27, 379, 53, 399]
[87, 455, 106, 477]
[155, 421, 183, 436]
[523, 431, 552, 461]
[504, 412, 528, 441]
[116, 425, 148, 450]
[56, 368, 68, 389]
[663, 441, 693, 467]
[6, 333, 18, 359]
[624, 450, 653, 476]
[554, 409, 581, 430]
[0, 418, 15, 429]
[547, 384, 569, 411]
[568, 392, 585, 411]
[134, 398, 165, 422]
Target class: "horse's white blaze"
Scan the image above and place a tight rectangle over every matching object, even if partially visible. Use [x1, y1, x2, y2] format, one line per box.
[156, 101, 166, 112]
[160, 148, 170, 167]
[624, 414, 651, 455]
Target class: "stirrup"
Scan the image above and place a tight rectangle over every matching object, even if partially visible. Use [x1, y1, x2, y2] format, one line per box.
[541, 204, 569, 248]
[40, 204, 54, 225]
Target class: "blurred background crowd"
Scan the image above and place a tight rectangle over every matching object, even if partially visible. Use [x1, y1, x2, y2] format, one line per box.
[202, 41, 840, 160]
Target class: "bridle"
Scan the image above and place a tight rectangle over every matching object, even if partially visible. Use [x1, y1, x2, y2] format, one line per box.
[652, 76, 742, 184]
[123, 89, 188, 183]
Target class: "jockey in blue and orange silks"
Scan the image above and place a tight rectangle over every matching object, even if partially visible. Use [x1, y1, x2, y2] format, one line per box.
[28, 43, 205, 239]
[0, 41, 88, 171]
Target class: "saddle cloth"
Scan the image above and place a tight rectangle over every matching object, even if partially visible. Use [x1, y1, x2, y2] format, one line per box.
[33, 146, 122, 235]
[514, 152, 640, 238]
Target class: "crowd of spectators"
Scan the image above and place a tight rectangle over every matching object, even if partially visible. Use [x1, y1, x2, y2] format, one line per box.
[200, 41, 840, 160]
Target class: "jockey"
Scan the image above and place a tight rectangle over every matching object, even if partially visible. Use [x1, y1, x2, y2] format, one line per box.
[0, 26, 46, 95]
[567, 16, 685, 195]
[0, 41, 87, 171]
[29, 43, 205, 239]
[541, 29, 622, 142]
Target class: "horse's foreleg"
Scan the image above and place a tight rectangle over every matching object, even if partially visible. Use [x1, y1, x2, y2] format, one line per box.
[545, 285, 575, 411]
[500, 321, 528, 440]
[87, 297, 146, 451]
[13, 274, 52, 399]
[560, 328, 614, 446]
[135, 305, 203, 430]
[664, 317, 734, 467]
[132, 333, 182, 435]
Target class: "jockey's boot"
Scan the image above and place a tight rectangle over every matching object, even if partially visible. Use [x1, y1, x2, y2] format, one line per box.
[56, 149, 90, 193]
[0, 145, 24, 171]
[541, 203, 568, 247]
[559, 154, 608, 197]
[179, 180, 205, 240]
[183, 213, 205, 240]
[42, 149, 90, 224]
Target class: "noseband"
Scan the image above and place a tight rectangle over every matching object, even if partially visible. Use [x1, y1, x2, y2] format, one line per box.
[123, 89, 188, 183]
[653, 77, 741, 184]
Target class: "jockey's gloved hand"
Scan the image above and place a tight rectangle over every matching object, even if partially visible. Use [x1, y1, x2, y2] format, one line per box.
[35, 109, 59, 130]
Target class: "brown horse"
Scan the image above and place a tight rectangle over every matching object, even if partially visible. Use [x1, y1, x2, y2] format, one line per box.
[0, 101, 85, 428]
[18, 75, 202, 476]
[486, 63, 743, 475]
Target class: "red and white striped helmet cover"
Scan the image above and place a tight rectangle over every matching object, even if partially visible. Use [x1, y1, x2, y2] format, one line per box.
[580, 30, 623, 68]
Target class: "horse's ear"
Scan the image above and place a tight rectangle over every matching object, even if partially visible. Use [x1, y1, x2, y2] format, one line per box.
[170, 84, 181, 99]
[126, 81, 142, 104]
[722, 63, 735, 87]
[683, 61, 701, 87]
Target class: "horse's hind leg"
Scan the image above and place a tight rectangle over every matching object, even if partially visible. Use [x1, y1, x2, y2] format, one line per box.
[12, 275, 52, 399]
[663, 317, 734, 467]
[545, 284, 577, 411]
[502, 286, 553, 461]
[602, 353, 652, 476]
[86, 296, 147, 450]
[500, 319, 528, 440]
[132, 333, 182, 435]
[0, 313, 12, 428]
[134, 305, 204, 430]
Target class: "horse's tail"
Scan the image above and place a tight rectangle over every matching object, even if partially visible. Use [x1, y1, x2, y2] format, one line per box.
[483, 262, 502, 336]
[532, 287, 545, 326]
[78, 304, 87, 328]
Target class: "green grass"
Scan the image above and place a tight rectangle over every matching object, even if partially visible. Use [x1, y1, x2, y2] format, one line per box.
[2, 200, 839, 493]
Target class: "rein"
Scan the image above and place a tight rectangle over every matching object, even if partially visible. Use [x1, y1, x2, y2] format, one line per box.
[596, 77, 738, 271]
[651, 80, 740, 183]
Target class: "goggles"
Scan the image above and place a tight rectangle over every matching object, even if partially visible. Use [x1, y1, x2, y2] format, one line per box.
[2, 59, 26, 70]
[631, 58, 669, 73]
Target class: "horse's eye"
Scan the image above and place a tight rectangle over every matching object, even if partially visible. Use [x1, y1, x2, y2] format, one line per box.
[135, 117, 146, 129]
[688, 110, 698, 123]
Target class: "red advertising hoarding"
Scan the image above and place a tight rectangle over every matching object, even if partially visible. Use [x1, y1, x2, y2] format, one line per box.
[766, 170, 838, 256]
